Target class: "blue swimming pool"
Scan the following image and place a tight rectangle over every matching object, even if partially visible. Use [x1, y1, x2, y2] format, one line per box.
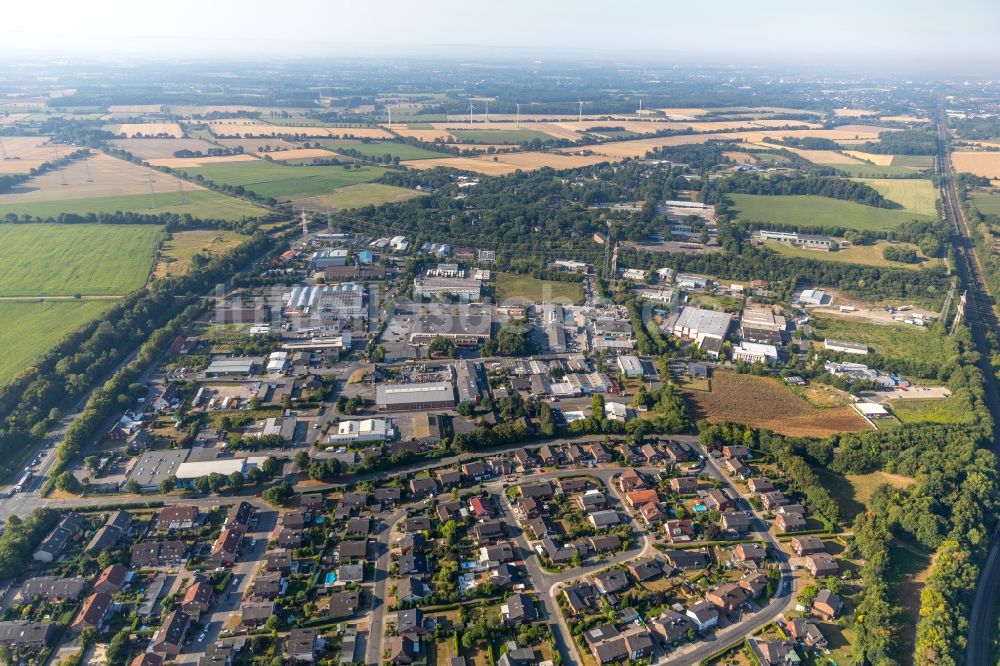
[325, 572, 337, 584]
[693, 504, 707, 513]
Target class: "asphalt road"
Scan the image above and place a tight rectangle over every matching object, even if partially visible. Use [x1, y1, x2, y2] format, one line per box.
[364, 510, 406, 666]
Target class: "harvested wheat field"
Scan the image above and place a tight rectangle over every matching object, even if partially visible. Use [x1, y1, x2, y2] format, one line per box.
[109, 138, 219, 160]
[212, 137, 301, 152]
[724, 152, 756, 164]
[0, 153, 208, 202]
[403, 151, 609, 175]
[147, 153, 261, 168]
[0, 136, 77, 173]
[834, 108, 878, 118]
[952, 151, 1000, 179]
[108, 104, 163, 113]
[260, 148, 338, 162]
[106, 123, 184, 138]
[784, 148, 865, 164]
[684, 371, 871, 437]
[0, 114, 30, 126]
[844, 151, 894, 165]
[389, 126, 456, 142]
[657, 107, 709, 119]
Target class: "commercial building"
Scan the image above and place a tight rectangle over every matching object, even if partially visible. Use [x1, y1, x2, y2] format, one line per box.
[204, 357, 263, 377]
[376, 382, 456, 412]
[824, 339, 869, 355]
[455, 361, 483, 404]
[413, 277, 482, 302]
[174, 457, 269, 487]
[285, 284, 366, 320]
[756, 230, 836, 251]
[311, 249, 349, 268]
[732, 342, 779, 364]
[329, 419, 395, 443]
[543, 303, 567, 353]
[672, 307, 732, 345]
[407, 304, 493, 347]
[616, 355, 644, 378]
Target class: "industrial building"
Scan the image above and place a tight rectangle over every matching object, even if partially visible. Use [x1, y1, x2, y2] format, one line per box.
[616, 355, 644, 378]
[376, 382, 456, 411]
[543, 303, 567, 352]
[671, 307, 732, 345]
[455, 361, 484, 404]
[284, 284, 366, 319]
[755, 230, 836, 251]
[412, 277, 482, 302]
[204, 357, 263, 377]
[824, 339, 869, 355]
[407, 304, 493, 347]
[311, 249, 349, 268]
[329, 419, 395, 443]
[174, 457, 269, 487]
[732, 342, 779, 364]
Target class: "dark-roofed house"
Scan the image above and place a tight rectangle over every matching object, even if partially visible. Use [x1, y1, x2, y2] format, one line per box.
[398, 552, 428, 575]
[397, 577, 428, 604]
[130, 654, 163, 666]
[286, 628, 319, 664]
[750, 639, 800, 666]
[525, 517, 551, 540]
[347, 517, 371, 536]
[650, 610, 692, 645]
[241, 602, 274, 626]
[253, 573, 283, 600]
[329, 590, 361, 618]
[704, 488, 734, 512]
[437, 470, 462, 488]
[721, 511, 751, 534]
[812, 590, 844, 621]
[474, 520, 505, 544]
[338, 540, 369, 561]
[740, 573, 770, 598]
[686, 600, 719, 632]
[436, 501, 462, 523]
[501, 593, 537, 625]
[86, 526, 123, 554]
[735, 543, 768, 563]
[18, 576, 87, 602]
[587, 534, 622, 553]
[669, 476, 698, 495]
[805, 553, 839, 577]
[156, 505, 199, 531]
[151, 610, 190, 657]
[519, 481, 554, 499]
[375, 488, 402, 506]
[399, 533, 425, 555]
[390, 635, 416, 665]
[409, 477, 438, 497]
[209, 527, 244, 567]
[628, 558, 664, 582]
[406, 516, 432, 533]
[775, 512, 807, 533]
[706, 582, 748, 614]
[791, 536, 826, 556]
[585, 625, 653, 664]
[664, 549, 708, 571]
[789, 618, 827, 648]
[0, 622, 56, 649]
[542, 537, 576, 564]
[480, 543, 515, 565]
[131, 540, 189, 567]
[748, 478, 775, 494]
[266, 550, 293, 573]
[594, 569, 630, 595]
[397, 608, 425, 635]
[33, 513, 84, 563]
[587, 510, 620, 528]
[180, 580, 215, 617]
[562, 583, 599, 614]
[462, 461, 487, 480]
[93, 564, 129, 595]
[71, 592, 113, 633]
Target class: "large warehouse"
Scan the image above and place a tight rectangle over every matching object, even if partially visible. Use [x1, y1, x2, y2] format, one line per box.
[376, 382, 456, 411]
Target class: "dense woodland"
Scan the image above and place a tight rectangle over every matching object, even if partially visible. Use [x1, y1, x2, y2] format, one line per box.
[852, 128, 939, 156]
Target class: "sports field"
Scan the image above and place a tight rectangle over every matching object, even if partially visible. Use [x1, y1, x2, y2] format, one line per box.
[175, 161, 385, 199]
[729, 194, 934, 231]
[495, 273, 584, 304]
[682, 371, 869, 437]
[317, 140, 451, 160]
[764, 240, 944, 270]
[856, 178, 939, 216]
[155, 229, 249, 278]
[294, 183, 425, 211]
[0, 300, 116, 385]
[0, 223, 162, 296]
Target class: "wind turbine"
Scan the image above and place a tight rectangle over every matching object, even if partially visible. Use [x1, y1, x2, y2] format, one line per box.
[577, 100, 583, 122]
[515, 103, 521, 128]
[638, 97, 643, 116]
[387, 105, 392, 131]
[469, 101, 475, 125]
[484, 100, 489, 123]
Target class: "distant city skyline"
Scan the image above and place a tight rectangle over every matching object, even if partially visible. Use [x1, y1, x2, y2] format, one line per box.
[1, 0, 999, 75]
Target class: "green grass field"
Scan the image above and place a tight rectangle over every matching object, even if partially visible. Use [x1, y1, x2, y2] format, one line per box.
[495, 273, 584, 304]
[729, 193, 934, 231]
[890, 395, 976, 425]
[765, 239, 944, 270]
[156, 229, 248, 277]
[972, 190, 1000, 216]
[813, 465, 915, 521]
[450, 129, 557, 144]
[812, 315, 958, 378]
[857, 178, 939, 216]
[824, 163, 931, 177]
[0, 300, 116, 385]
[316, 140, 448, 161]
[0, 190, 266, 221]
[891, 155, 936, 168]
[176, 161, 385, 200]
[295, 183, 425, 211]
[0, 224, 162, 296]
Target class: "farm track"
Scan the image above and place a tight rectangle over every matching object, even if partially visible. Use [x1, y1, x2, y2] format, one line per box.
[936, 105, 1000, 666]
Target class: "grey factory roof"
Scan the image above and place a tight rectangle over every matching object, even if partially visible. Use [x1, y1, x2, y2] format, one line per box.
[376, 382, 455, 407]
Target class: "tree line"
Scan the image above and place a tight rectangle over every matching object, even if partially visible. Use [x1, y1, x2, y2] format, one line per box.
[711, 172, 896, 209]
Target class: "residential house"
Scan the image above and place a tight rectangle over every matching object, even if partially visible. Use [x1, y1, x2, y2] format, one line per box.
[156, 505, 199, 531]
[721, 511, 751, 534]
[594, 570, 631, 595]
[406, 516, 432, 533]
[437, 470, 462, 488]
[747, 478, 775, 494]
[686, 601, 720, 632]
[470, 496, 495, 518]
[663, 520, 694, 543]
[151, 610, 190, 656]
[628, 558, 664, 582]
[209, 527, 244, 567]
[479, 543, 515, 566]
[346, 517, 371, 536]
[398, 552, 428, 575]
[587, 534, 622, 553]
[180, 580, 214, 617]
[563, 583, 599, 614]
[437, 501, 463, 523]
[740, 573, 769, 598]
[266, 549, 293, 573]
[664, 550, 708, 571]
[789, 618, 827, 648]
[409, 477, 438, 497]
[588, 510, 620, 529]
[706, 583, 748, 614]
[93, 565, 129, 595]
[501, 593, 537, 626]
[811, 590, 844, 621]
[474, 520, 505, 544]
[625, 489, 659, 509]
[750, 640, 800, 666]
[670, 477, 698, 495]
[397, 577, 428, 604]
[775, 512, 807, 533]
[18, 577, 87, 603]
[704, 488, 735, 512]
[71, 592, 113, 633]
[241, 602, 274, 626]
[805, 554, 839, 577]
[735, 543, 768, 563]
[131, 541, 188, 567]
[638, 502, 669, 525]
[390, 635, 416, 665]
[619, 469, 647, 492]
[790, 536, 826, 556]
[329, 591, 361, 618]
[338, 540, 368, 561]
[253, 573, 284, 600]
[33, 513, 84, 563]
[578, 490, 608, 512]
[286, 628, 319, 664]
[397, 608, 425, 635]
[650, 610, 692, 645]
[760, 491, 789, 510]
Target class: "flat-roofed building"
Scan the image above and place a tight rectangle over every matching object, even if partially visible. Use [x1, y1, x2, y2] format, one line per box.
[616, 355, 644, 378]
[329, 419, 394, 443]
[407, 304, 493, 347]
[413, 277, 482, 302]
[732, 342, 779, 364]
[455, 361, 483, 404]
[376, 382, 456, 412]
[824, 339, 869, 355]
[672, 307, 732, 345]
[204, 357, 263, 377]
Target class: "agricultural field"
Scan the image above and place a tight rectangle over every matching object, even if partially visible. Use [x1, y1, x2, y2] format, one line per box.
[495, 273, 584, 304]
[148, 154, 261, 168]
[294, 183, 425, 211]
[0, 136, 78, 173]
[109, 138, 219, 160]
[173, 160, 386, 199]
[0, 300, 116, 386]
[402, 152, 609, 176]
[105, 122, 184, 138]
[890, 394, 976, 425]
[0, 153, 266, 220]
[316, 140, 448, 160]
[450, 128, 569, 144]
[0, 223, 163, 296]
[890, 155, 936, 168]
[764, 239, 945, 270]
[971, 189, 1000, 216]
[155, 229, 249, 278]
[212, 137, 301, 152]
[208, 120, 392, 140]
[952, 151, 1000, 180]
[857, 178, 939, 216]
[259, 148, 339, 163]
[825, 162, 932, 177]
[681, 371, 870, 437]
[728, 194, 934, 231]
[811, 315, 958, 377]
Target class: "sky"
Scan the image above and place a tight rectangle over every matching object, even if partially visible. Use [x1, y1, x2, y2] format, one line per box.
[1, 0, 998, 72]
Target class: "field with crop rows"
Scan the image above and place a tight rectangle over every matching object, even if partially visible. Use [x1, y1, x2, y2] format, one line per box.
[175, 160, 386, 199]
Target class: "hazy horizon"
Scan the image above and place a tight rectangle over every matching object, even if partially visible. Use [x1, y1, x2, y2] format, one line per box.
[2, 0, 999, 75]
